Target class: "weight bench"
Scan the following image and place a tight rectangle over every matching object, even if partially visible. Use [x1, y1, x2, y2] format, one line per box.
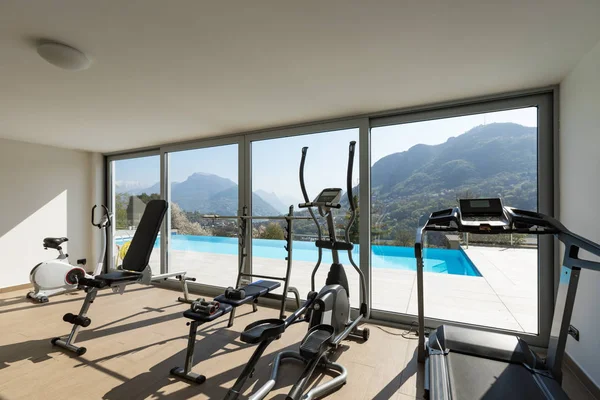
[52, 200, 196, 355]
[170, 279, 281, 384]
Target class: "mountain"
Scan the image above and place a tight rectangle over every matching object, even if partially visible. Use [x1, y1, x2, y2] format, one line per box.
[126, 172, 280, 216]
[115, 180, 148, 194]
[254, 190, 290, 214]
[369, 122, 537, 238]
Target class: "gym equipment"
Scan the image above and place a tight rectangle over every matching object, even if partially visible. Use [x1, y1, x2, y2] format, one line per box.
[170, 205, 307, 384]
[199, 204, 310, 324]
[224, 287, 245, 300]
[27, 205, 112, 303]
[225, 141, 370, 400]
[190, 299, 220, 315]
[415, 198, 600, 400]
[51, 200, 196, 356]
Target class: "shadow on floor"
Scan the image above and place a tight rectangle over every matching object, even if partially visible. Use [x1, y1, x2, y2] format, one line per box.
[0, 286, 153, 315]
[373, 345, 424, 400]
[101, 328, 360, 400]
[0, 299, 254, 370]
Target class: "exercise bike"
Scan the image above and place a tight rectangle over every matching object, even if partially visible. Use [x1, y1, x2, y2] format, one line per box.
[225, 141, 370, 400]
[27, 205, 112, 303]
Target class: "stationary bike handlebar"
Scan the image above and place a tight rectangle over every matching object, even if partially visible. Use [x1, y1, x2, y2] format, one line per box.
[91, 205, 112, 229]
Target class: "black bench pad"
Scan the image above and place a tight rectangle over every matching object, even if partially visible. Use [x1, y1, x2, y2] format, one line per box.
[215, 280, 281, 306]
[183, 303, 233, 322]
[94, 271, 143, 285]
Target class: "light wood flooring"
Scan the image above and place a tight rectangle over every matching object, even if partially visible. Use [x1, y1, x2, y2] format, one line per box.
[0, 285, 594, 400]
[0, 285, 421, 400]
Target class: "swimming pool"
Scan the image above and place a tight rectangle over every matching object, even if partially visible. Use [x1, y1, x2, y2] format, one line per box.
[126, 234, 480, 277]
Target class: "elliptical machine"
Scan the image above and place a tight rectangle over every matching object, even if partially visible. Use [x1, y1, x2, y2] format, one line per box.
[238, 141, 370, 400]
[27, 205, 112, 303]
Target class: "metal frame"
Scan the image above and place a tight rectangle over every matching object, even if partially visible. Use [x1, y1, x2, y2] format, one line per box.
[103, 87, 556, 336]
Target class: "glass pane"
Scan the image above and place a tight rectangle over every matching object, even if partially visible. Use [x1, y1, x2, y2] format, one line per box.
[251, 129, 361, 307]
[167, 144, 239, 287]
[111, 155, 161, 274]
[371, 108, 539, 333]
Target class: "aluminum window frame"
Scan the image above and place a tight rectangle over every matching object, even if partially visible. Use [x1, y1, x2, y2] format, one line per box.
[161, 136, 246, 284]
[369, 92, 554, 347]
[245, 118, 371, 308]
[106, 149, 161, 273]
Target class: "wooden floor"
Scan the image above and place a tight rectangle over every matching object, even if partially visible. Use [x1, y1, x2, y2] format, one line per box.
[1, 285, 594, 400]
[0, 285, 422, 400]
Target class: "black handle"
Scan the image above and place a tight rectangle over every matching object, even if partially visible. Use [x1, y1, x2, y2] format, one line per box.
[299, 146, 310, 203]
[92, 204, 111, 228]
[347, 141, 356, 212]
[91, 205, 98, 226]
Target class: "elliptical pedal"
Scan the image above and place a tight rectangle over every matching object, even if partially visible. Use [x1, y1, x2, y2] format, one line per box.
[299, 324, 334, 360]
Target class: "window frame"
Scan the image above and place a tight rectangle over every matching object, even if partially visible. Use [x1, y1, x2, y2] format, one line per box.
[369, 93, 554, 347]
[106, 149, 161, 274]
[104, 87, 556, 347]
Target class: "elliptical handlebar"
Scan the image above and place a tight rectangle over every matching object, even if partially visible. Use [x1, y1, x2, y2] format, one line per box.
[344, 141, 356, 244]
[298, 202, 341, 209]
[299, 146, 323, 292]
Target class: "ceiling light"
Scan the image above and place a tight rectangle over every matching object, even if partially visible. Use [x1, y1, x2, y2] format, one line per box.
[37, 41, 91, 71]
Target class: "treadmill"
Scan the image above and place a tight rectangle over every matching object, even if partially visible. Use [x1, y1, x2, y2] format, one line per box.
[414, 198, 600, 399]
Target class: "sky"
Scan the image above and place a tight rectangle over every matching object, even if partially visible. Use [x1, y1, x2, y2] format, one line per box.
[115, 107, 537, 205]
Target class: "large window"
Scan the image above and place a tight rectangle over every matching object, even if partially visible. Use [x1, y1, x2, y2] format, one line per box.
[106, 90, 554, 343]
[371, 108, 539, 333]
[251, 128, 361, 306]
[110, 155, 161, 274]
[167, 144, 239, 288]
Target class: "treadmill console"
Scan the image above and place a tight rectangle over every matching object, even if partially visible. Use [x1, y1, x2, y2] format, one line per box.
[459, 198, 504, 219]
[313, 188, 342, 206]
[458, 198, 509, 229]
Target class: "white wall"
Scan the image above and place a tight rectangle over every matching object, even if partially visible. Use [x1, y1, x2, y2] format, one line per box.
[0, 138, 101, 289]
[560, 38, 600, 386]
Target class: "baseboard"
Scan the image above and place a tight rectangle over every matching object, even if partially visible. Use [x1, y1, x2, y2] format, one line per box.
[564, 352, 600, 400]
[0, 283, 32, 294]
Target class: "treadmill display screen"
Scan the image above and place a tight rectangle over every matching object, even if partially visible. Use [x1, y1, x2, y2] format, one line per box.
[470, 199, 491, 208]
[460, 198, 504, 217]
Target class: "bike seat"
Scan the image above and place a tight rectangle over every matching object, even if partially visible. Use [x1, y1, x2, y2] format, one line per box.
[43, 237, 68, 249]
[300, 324, 334, 360]
[240, 319, 285, 344]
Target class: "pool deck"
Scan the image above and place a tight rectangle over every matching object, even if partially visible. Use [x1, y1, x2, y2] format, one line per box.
[147, 245, 537, 334]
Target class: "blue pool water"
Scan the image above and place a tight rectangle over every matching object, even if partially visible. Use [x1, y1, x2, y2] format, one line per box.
[132, 235, 481, 277]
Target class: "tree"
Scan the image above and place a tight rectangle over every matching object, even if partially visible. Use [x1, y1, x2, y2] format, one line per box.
[115, 193, 129, 229]
[171, 202, 212, 236]
[260, 223, 285, 240]
[344, 195, 360, 244]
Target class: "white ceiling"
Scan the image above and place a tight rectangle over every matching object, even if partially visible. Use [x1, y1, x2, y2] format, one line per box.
[1, 1, 599, 153]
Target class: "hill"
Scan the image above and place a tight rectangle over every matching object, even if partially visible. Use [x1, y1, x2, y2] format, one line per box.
[369, 122, 537, 243]
[128, 172, 280, 216]
[254, 190, 290, 214]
